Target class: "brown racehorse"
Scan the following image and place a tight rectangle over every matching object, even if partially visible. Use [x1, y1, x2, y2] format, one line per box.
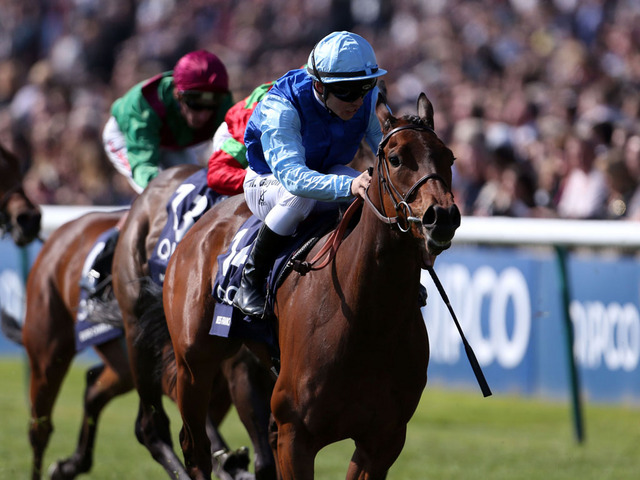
[20, 210, 128, 480]
[15, 209, 264, 480]
[0, 142, 41, 245]
[162, 92, 461, 479]
[112, 164, 276, 480]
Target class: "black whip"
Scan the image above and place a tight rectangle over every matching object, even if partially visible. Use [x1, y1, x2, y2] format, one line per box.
[426, 265, 492, 397]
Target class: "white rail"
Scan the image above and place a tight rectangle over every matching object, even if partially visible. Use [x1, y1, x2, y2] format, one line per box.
[40, 205, 126, 236]
[40, 205, 640, 249]
[454, 216, 640, 248]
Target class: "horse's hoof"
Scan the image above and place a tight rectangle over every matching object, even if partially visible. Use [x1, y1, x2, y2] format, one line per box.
[213, 447, 254, 480]
[212, 450, 235, 480]
[48, 460, 69, 480]
[234, 472, 256, 480]
[47, 458, 85, 480]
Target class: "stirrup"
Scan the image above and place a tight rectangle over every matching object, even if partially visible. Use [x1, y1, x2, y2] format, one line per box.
[233, 288, 267, 318]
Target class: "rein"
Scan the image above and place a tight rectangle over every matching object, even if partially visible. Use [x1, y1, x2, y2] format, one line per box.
[364, 124, 451, 233]
[291, 196, 363, 274]
[295, 123, 451, 273]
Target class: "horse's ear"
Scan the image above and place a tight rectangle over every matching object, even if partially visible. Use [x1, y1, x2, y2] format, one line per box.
[417, 93, 434, 130]
[376, 92, 392, 132]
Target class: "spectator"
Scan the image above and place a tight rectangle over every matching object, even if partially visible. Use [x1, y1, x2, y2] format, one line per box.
[0, 0, 638, 224]
[556, 132, 609, 219]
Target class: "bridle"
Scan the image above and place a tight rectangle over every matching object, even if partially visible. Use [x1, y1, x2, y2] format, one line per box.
[293, 123, 453, 274]
[364, 124, 452, 233]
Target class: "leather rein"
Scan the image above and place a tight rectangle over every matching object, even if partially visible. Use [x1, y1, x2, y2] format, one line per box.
[296, 123, 451, 273]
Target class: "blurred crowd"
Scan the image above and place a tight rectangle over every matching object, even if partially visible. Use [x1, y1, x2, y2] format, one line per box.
[0, 0, 639, 220]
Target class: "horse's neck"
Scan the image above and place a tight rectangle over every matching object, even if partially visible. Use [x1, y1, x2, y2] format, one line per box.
[341, 206, 422, 313]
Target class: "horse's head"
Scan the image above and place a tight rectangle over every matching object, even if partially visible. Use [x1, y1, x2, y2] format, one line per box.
[367, 93, 460, 266]
[0, 145, 41, 246]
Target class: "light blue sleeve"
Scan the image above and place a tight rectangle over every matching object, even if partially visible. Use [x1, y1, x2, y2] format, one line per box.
[258, 95, 355, 202]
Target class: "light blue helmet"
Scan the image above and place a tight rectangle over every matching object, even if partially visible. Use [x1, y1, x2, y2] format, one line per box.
[306, 31, 387, 84]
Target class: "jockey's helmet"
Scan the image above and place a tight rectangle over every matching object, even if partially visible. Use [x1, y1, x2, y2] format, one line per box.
[173, 50, 229, 108]
[306, 31, 387, 85]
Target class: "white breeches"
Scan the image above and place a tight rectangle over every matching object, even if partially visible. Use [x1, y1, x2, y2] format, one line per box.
[242, 164, 359, 236]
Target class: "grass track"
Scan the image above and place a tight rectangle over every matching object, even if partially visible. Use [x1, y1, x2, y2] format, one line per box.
[1, 358, 638, 479]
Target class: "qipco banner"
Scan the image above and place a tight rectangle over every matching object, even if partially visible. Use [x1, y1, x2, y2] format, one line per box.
[421, 246, 640, 404]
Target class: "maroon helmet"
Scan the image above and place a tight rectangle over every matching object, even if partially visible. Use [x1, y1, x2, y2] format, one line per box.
[174, 50, 229, 107]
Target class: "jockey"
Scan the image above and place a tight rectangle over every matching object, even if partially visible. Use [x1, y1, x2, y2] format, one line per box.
[233, 31, 387, 318]
[83, 50, 233, 300]
[103, 49, 233, 193]
[208, 81, 275, 195]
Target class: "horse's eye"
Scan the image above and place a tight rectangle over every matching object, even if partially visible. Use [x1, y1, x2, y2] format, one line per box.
[388, 155, 401, 167]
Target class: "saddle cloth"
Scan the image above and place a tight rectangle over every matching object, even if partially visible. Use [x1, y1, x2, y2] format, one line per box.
[76, 168, 223, 350]
[75, 227, 123, 351]
[210, 209, 344, 354]
[148, 168, 225, 285]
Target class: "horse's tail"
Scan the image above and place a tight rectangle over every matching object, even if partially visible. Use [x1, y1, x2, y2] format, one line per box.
[0, 308, 23, 346]
[89, 295, 123, 328]
[134, 277, 176, 390]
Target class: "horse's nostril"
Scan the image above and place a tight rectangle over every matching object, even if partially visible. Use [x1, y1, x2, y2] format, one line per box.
[423, 204, 461, 232]
[422, 205, 436, 226]
[449, 204, 461, 228]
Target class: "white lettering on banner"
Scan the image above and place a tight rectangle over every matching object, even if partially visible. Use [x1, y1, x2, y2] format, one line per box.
[571, 301, 640, 372]
[422, 264, 531, 369]
[156, 182, 210, 263]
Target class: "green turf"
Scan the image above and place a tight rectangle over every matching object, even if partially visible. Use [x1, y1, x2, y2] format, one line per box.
[1, 358, 638, 479]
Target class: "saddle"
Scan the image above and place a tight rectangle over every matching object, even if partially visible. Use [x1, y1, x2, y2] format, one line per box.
[148, 169, 224, 285]
[210, 203, 362, 354]
[76, 226, 122, 351]
[76, 168, 222, 350]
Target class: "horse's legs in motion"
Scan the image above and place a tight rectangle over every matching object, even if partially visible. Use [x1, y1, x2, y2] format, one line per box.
[344, 429, 407, 480]
[48, 339, 133, 480]
[25, 338, 74, 480]
[221, 347, 276, 480]
[273, 421, 317, 480]
[127, 333, 188, 479]
[22, 289, 76, 480]
[115, 274, 190, 479]
[175, 337, 241, 480]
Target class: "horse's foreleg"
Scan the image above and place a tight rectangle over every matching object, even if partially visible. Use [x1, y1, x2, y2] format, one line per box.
[206, 369, 232, 455]
[275, 422, 317, 480]
[49, 339, 133, 479]
[26, 351, 74, 480]
[23, 305, 75, 480]
[123, 318, 188, 479]
[176, 357, 218, 480]
[345, 429, 406, 480]
[174, 335, 243, 480]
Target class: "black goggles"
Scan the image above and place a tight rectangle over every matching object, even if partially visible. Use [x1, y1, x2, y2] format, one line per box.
[328, 79, 377, 102]
[179, 90, 224, 111]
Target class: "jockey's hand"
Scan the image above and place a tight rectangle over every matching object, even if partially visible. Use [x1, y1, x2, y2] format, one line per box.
[350, 169, 372, 199]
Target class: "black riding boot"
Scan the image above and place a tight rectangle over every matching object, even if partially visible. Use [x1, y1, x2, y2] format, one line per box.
[80, 228, 120, 300]
[233, 224, 284, 318]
